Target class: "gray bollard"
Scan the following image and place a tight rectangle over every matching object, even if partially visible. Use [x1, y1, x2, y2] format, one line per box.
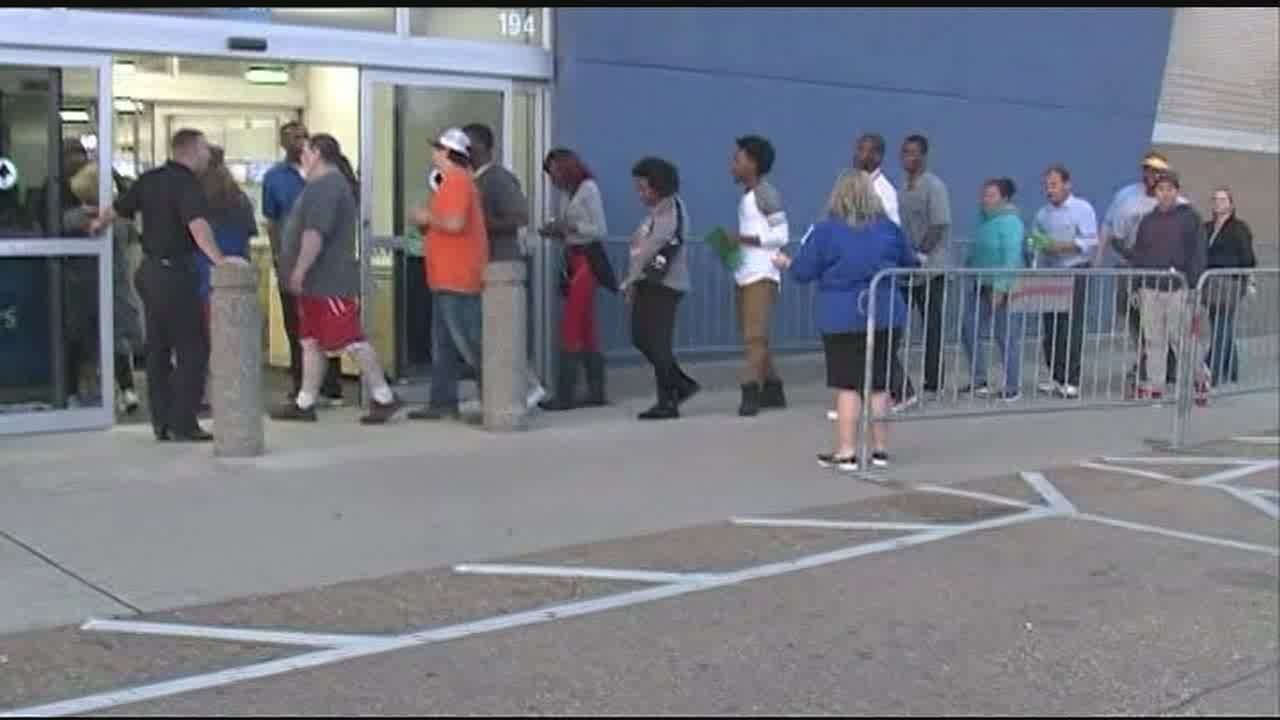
[210, 261, 264, 457]
[482, 260, 529, 432]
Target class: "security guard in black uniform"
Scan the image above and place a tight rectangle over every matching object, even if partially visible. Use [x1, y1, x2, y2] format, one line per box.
[93, 129, 240, 442]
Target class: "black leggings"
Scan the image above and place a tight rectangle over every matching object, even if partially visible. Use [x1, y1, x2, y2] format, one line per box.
[630, 282, 693, 401]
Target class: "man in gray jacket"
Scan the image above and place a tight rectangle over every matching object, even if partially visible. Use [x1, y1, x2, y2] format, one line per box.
[462, 123, 547, 409]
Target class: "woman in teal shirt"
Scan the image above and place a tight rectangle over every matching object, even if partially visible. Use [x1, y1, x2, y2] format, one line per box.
[960, 177, 1027, 401]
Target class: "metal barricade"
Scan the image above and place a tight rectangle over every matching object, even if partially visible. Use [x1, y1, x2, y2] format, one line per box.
[1171, 267, 1280, 447]
[854, 267, 1191, 462]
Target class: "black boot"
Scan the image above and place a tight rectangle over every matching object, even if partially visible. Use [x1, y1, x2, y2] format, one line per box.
[539, 352, 580, 412]
[739, 382, 762, 417]
[760, 378, 787, 409]
[639, 379, 680, 421]
[581, 352, 608, 407]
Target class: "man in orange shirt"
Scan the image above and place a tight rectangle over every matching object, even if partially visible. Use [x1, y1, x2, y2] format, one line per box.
[409, 128, 490, 421]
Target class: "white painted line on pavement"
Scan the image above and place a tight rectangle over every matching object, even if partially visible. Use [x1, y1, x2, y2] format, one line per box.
[1020, 472, 1078, 514]
[1233, 436, 1279, 445]
[451, 563, 716, 585]
[1078, 462, 1181, 484]
[1101, 456, 1258, 466]
[81, 618, 385, 648]
[729, 517, 947, 533]
[1250, 489, 1280, 499]
[1, 507, 1059, 718]
[718, 508, 1061, 585]
[1190, 460, 1280, 487]
[1220, 487, 1280, 521]
[1075, 513, 1280, 557]
[913, 484, 1039, 511]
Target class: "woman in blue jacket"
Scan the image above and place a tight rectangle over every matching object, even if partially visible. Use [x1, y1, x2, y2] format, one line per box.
[774, 171, 916, 471]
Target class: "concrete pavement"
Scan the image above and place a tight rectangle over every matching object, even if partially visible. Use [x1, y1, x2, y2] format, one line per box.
[0, 352, 1276, 715]
[0, 430, 1275, 715]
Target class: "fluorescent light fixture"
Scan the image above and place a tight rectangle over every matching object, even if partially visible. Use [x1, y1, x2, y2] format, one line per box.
[114, 98, 142, 114]
[245, 65, 289, 85]
[59, 108, 90, 123]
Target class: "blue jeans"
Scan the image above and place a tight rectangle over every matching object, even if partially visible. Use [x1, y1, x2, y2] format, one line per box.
[960, 283, 1025, 391]
[428, 290, 483, 410]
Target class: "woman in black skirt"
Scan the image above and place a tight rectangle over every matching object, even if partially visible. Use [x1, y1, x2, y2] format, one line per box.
[774, 171, 916, 471]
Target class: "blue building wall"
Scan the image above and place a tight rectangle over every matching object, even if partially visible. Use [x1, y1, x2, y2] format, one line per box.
[552, 8, 1174, 359]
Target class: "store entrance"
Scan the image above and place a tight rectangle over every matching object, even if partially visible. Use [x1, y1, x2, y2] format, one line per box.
[1, 48, 549, 434]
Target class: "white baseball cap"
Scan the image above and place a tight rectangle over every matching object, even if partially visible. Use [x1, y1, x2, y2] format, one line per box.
[433, 127, 471, 158]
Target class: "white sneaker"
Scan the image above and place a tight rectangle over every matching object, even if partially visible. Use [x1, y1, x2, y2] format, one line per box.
[120, 389, 140, 414]
[1037, 381, 1059, 395]
[1056, 383, 1079, 399]
[826, 409, 838, 422]
[526, 384, 548, 410]
[891, 395, 919, 414]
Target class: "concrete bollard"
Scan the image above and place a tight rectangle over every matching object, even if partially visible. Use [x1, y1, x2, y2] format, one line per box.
[482, 260, 529, 432]
[210, 261, 265, 457]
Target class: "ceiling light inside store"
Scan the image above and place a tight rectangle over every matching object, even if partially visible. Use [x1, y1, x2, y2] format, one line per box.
[245, 65, 289, 85]
[114, 98, 142, 114]
[59, 109, 91, 123]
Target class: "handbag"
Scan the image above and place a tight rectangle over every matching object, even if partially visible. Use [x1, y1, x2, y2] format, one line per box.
[642, 197, 685, 283]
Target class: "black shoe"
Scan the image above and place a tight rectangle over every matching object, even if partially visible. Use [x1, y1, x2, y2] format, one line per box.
[870, 451, 891, 468]
[760, 378, 787, 409]
[738, 382, 762, 417]
[408, 405, 459, 421]
[270, 403, 318, 422]
[817, 453, 859, 472]
[539, 397, 576, 412]
[638, 402, 679, 421]
[170, 427, 214, 443]
[154, 425, 170, 442]
[673, 376, 700, 407]
[360, 396, 404, 425]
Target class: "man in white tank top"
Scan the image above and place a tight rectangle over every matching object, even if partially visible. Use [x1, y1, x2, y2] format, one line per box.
[728, 135, 791, 417]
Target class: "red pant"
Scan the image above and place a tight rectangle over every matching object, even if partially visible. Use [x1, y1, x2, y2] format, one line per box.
[561, 250, 599, 352]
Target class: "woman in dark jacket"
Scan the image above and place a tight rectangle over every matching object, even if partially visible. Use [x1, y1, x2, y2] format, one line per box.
[1202, 187, 1256, 386]
[537, 148, 617, 411]
[774, 170, 916, 471]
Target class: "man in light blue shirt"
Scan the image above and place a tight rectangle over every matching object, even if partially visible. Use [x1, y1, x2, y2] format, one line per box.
[1029, 164, 1097, 397]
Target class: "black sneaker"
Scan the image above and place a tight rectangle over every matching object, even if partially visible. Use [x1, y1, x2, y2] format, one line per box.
[673, 377, 701, 407]
[870, 451, 890, 468]
[760, 379, 787, 409]
[360, 396, 404, 425]
[408, 405, 459, 421]
[817, 453, 859, 472]
[270, 403, 318, 422]
[638, 403, 679, 421]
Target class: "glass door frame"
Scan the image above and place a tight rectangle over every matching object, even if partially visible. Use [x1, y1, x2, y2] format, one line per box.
[357, 69, 515, 390]
[0, 48, 115, 435]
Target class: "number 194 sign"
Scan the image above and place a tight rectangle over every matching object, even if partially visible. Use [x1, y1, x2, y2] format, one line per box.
[497, 10, 538, 38]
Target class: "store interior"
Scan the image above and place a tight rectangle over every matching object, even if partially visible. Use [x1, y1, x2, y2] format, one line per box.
[1, 52, 531, 417]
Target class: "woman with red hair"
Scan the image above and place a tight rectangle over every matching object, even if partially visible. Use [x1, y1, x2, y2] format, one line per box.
[538, 148, 617, 410]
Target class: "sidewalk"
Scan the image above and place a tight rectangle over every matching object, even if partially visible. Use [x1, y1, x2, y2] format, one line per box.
[1, 354, 1277, 636]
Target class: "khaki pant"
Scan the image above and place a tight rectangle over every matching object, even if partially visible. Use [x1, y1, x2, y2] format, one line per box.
[737, 279, 780, 384]
[1138, 288, 1188, 389]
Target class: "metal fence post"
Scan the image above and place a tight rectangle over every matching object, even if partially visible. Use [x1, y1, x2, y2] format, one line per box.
[210, 261, 264, 458]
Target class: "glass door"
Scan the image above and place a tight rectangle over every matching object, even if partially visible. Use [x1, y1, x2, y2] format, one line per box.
[358, 70, 513, 391]
[0, 49, 114, 435]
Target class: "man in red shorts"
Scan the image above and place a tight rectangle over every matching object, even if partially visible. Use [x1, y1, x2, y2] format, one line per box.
[269, 134, 402, 424]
